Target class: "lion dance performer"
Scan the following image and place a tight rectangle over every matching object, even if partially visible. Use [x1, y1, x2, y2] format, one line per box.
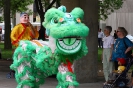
[10, 6, 89, 88]
[10, 12, 39, 47]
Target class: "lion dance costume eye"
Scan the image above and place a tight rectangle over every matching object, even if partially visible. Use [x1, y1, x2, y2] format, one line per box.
[10, 6, 89, 88]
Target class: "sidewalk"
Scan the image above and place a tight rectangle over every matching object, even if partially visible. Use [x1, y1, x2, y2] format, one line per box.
[0, 72, 104, 88]
[0, 59, 104, 88]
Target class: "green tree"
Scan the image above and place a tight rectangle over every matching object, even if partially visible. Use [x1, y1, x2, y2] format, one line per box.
[0, 0, 59, 49]
[34, 0, 123, 40]
[1, 0, 123, 49]
[99, 0, 123, 20]
[10, 0, 33, 14]
[4, 0, 11, 49]
[34, 0, 60, 40]
[1, 0, 33, 49]
[0, 16, 3, 23]
[0, 0, 3, 22]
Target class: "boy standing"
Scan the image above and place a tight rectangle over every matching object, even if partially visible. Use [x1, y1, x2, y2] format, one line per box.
[102, 26, 114, 85]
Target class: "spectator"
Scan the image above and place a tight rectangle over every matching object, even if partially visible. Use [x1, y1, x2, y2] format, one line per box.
[98, 28, 104, 48]
[102, 26, 114, 85]
[113, 30, 118, 39]
[112, 27, 133, 70]
[10, 12, 39, 47]
[112, 27, 133, 87]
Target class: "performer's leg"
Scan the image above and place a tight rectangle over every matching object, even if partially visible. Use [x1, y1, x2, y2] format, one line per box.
[56, 63, 79, 88]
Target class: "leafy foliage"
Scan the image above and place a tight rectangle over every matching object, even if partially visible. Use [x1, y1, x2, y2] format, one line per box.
[0, 16, 3, 22]
[0, 0, 4, 7]
[99, 0, 124, 20]
[0, 0, 124, 21]
[0, 0, 33, 22]
[0, 0, 3, 22]
[0, 0, 33, 14]
[34, 0, 60, 40]
[10, 0, 33, 14]
[41, 0, 61, 9]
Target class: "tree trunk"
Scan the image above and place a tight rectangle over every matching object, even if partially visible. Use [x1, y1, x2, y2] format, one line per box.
[4, 0, 12, 49]
[61, 0, 99, 83]
[35, 0, 58, 40]
[34, 0, 45, 40]
[38, 14, 45, 40]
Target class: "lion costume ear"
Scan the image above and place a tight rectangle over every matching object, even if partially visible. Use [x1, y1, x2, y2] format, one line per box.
[71, 7, 84, 20]
[58, 5, 66, 13]
[43, 8, 65, 26]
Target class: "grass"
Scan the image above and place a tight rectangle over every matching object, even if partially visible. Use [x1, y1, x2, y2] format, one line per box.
[0, 42, 103, 61]
[2, 43, 132, 73]
[98, 48, 103, 62]
[0, 43, 15, 59]
[0, 42, 103, 60]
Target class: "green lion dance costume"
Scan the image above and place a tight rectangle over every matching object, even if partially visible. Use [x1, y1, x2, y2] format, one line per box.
[10, 6, 89, 88]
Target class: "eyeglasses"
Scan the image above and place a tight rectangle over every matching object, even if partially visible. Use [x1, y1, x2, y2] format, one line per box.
[117, 31, 121, 33]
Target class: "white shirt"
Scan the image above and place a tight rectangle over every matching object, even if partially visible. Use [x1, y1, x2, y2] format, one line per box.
[103, 35, 114, 48]
[98, 31, 104, 38]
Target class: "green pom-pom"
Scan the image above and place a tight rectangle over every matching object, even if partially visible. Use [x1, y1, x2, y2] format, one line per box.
[58, 5, 66, 12]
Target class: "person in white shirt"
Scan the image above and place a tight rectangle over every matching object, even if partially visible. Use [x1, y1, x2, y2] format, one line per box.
[98, 28, 104, 48]
[102, 26, 114, 85]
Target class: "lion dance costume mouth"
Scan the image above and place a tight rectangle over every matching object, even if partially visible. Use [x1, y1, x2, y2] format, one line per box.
[10, 6, 89, 88]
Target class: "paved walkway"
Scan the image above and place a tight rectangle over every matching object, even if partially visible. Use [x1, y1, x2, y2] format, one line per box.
[0, 59, 105, 88]
[0, 72, 104, 88]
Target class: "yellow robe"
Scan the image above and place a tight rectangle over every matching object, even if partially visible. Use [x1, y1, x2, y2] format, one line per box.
[10, 23, 39, 47]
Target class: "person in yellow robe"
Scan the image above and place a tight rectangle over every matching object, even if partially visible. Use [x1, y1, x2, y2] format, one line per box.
[10, 12, 39, 47]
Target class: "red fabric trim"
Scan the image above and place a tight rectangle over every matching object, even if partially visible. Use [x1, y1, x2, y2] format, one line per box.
[63, 60, 73, 73]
